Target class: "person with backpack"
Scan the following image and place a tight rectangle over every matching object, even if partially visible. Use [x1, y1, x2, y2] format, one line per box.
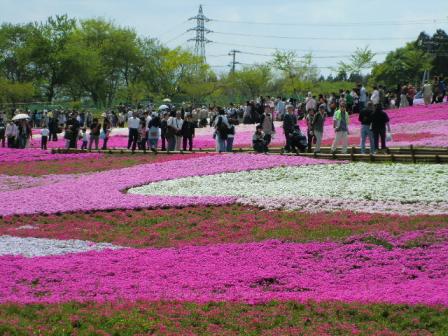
[213, 108, 230, 153]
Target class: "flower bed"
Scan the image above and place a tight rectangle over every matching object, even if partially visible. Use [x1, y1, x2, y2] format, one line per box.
[129, 163, 448, 215]
[0, 153, 212, 176]
[1, 148, 447, 333]
[0, 154, 332, 216]
[1, 230, 448, 305]
[0, 148, 101, 163]
[2, 206, 447, 248]
[0, 236, 121, 257]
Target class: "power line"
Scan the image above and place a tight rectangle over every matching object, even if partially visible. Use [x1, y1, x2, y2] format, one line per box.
[209, 17, 448, 27]
[212, 41, 390, 53]
[213, 31, 414, 41]
[158, 20, 189, 39]
[165, 31, 189, 44]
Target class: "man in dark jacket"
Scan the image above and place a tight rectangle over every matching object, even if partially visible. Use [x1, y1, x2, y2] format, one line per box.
[181, 114, 195, 151]
[358, 101, 375, 154]
[371, 105, 391, 152]
[282, 105, 297, 152]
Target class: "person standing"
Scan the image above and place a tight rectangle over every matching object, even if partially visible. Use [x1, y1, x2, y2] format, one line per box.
[359, 84, 367, 111]
[173, 112, 184, 151]
[312, 105, 326, 153]
[423, 80, 433, 106]
[6, 121, 18, 148]
[127, 112, 140, 152]
[80, 128, 88, 150]
[259, 106, 275, 147]
[160, 113, 169, 151]
[88, 118, 101, 150]
[371, 105, 391, 152]
[226, 118, 236, 152]
[358, 101, 375, 154]
[0, 119, 5, 148]
[147, 113, 161, 152]
[41, 126, 49, 150]
[276, 97, 286, 121]
[48, 117, 58, 141]
[306, 109, 316, 153]
[371, 86, 380, 106]
[137, 118, 147, 152]
[181, 114, 195, 151]
[282, 105, 297, 152]
[101, 118, 111, 150]
[167, 112, 183, 151]
[213, 108, 230, 153]
[331, 101, 350, 154]
[399, 86, 409, 108]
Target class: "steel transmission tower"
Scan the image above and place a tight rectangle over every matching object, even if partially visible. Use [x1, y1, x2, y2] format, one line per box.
[187, 5, 212, 61]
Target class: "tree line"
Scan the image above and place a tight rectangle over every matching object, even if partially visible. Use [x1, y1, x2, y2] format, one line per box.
[1, 15, 447, 107]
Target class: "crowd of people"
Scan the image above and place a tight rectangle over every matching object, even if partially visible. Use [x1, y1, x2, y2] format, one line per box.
[0, 77, 446, 154]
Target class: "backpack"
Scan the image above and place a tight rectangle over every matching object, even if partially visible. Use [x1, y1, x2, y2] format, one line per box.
[216, 116, 229, 139]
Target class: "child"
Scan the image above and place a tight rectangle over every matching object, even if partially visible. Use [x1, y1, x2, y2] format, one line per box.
[41, 126, 49, 150]
[252, 125, 267, 153]
[80, 128, 88, 150]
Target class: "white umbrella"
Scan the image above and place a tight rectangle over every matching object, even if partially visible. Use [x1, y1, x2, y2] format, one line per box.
[162, 98, 171, 103]
[12, 114, 30, 121]
[158, 104, 169, 111]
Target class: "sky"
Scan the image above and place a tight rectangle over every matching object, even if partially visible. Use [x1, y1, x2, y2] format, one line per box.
[1, 0, 448, 76]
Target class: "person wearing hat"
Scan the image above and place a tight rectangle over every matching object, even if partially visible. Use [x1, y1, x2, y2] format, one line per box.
[312, 104, 326, 153]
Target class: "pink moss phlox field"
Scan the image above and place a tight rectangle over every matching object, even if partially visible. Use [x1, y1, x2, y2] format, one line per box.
[0, 154, 332, 216]
[29, 103, 448, 149]
[0, 148, 102, 163]
[1, 230, 447, 305]
[0, 174, 76, 192]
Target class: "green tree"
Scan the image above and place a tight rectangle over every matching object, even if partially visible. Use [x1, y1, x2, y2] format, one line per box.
[337, 46, 376, 79]
[370, 43, 433, 87]
[30, 15, 77, 102]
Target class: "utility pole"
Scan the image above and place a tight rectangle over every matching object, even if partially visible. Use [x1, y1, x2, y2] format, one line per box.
[187, 5, 212, 61]
[229, 49, 241, 74]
